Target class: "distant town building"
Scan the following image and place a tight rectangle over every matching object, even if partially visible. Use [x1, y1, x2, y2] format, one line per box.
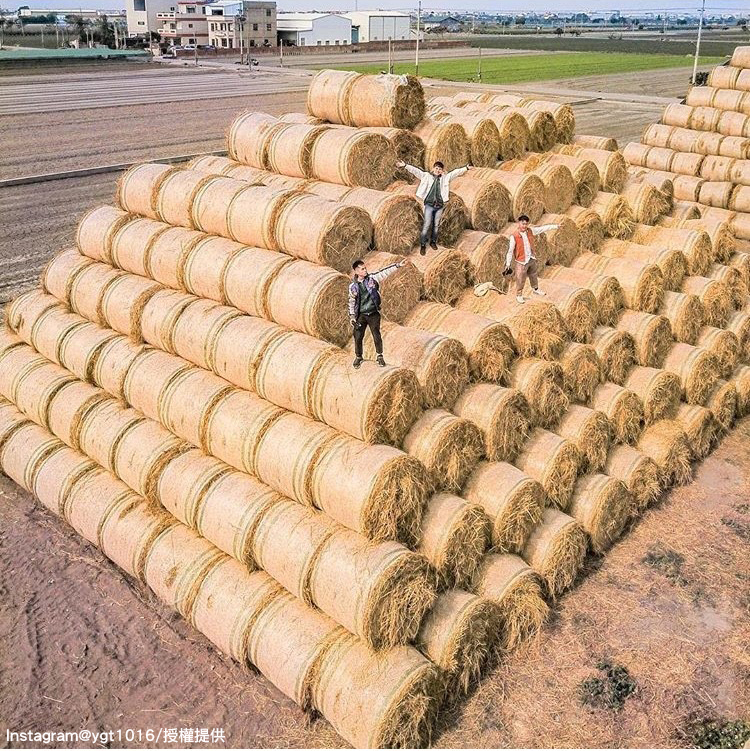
[18, 6, 124, 20]
[276, 12, 351, 46]
[422, 15, 462, 31]
[342, 10, 409, 43]
[207, 0, 276, 48]
[126, 0, 175, 36]
[155, 0, 209, 44]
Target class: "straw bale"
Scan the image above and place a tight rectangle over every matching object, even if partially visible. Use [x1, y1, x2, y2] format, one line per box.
[109, 216, 184, 280]
[227, 111, 283, 167]
[706, 379, 738, 433]
[140, 289, 200, 356]
[681, 275, 732, 327]
[708, 262, 747, 308]
[573, 134, 618, 151]
[623, 365, 682, 423]
[696, 325, 740, 378]
[600, 238, 687, 291]
[0, 420, 64, 493]
[76, 205, 132, 264]
[659, 291, 704, 344]
[116, 163, 172, 218]
[448, 116, 500, 167]
[569, 473, 631, 553]
[558, 146, 628, 192]
[0, 345, 47, 405]
[359, 250, 421, 324]
[507, 358, 568, 428]
[406, 246, 473, 305]
[450, 176, 511, 233]
[535, 279, 597, 342]
[452, 231, 506, 287]
[413, 119, 470, 172]
[727, 309, 750, 360]
[558, 342, 602, 403]
[533, 162, 576, 214]
[537, 213, 581, 267]
[556, 405, 610, 473]
[32, 443, 97, 518]
[672, 175, 705, 203]
[264, 122, 328, 179]
[589, 192, 636, 239]
[344, 72, 426, 128]
[463, 461, 544, 553]
[675, 403, 717, 459]
[472, 170, 545, 223]
[6, 289, 62, 343]
[522, 508, 587, 597]
[46, 380, 108, 450]
[590, 326, 636, 384]
[545, 266, 622, 327]
[41, 248, 96, 303]
[590, 381, 644, 444]
[616, 310, 673, 367]
[361, 126, 425, 182]
[516, 108, 556, 152]
[523, 100, 575, 143]
[604, 443, 661, 513]
[681, 218, 736, 262]
[636, 419, 693, 487]
[99, 272, 161, 341]
[417, 590, 499, 693]
[565, 205, 606, 252]
[543, 154, 600, 208]
[731, 364, 750, 415]
[707, 65, 742, 89]
[729, 251, 750, 291]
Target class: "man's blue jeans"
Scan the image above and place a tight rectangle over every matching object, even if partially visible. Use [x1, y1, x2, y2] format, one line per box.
[420, 203, 444, 246]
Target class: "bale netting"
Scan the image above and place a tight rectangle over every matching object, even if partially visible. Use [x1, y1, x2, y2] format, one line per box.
[565, 205, 606, 252]
[536, 213, 581, 267]
[636, 419, 693, 488]
[675, 403, 717, 459]
[453, 231, 506, 287]
[623, 365, 682, 423]
[532, 162, 576, 214]
[416, 590, 500, 694]
[616, 310, 673, 367]
[543, 154, 601, 208]
[407, 247, 473, 306]
[472, 170, 545, 223]
[590, 381, 644, 444]
[403, 410, 483, 493]
[600, 239, 688, 291]
[450, 177, 511, 233]
[545, 266, 623, 327]
[413, 119, 470, 172]
[472, 553, 548, 652]
[522, 508, 587, 598]
[523, 100, 575, 143]
[514, 428, 581, 509]
[603, 443, 661, 514]
[463, 461, 544, 554]
[455, 289, 568, 360]
[590, 326, 636, 384]
[707, 378, 738, 433]
[308, 128, 397, 190]
[535, 280, 597, 343]
[681, 275, 732, 327]
[555, 405, 610, 473]
[404, 302, 515, 383]
[696, 326, 740, 378]
[589, 192, 636, 239]
[659, 291, 705, 344]
[508, 358, 569, 428]
[559, 342, 602, 403]
[568, 473, 631, 554]
[76, 205, 133, 264]
[417, 492, 489, 590]
[574, 254, 664, 314]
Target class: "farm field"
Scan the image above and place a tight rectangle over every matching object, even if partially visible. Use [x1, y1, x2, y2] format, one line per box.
[332, 52, 723, 85]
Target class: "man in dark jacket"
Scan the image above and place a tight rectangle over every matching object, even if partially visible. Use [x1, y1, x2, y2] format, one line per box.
[349, 257, 407, 368]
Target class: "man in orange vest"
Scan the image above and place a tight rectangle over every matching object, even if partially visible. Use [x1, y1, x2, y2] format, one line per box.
[504, 214, 559, 304]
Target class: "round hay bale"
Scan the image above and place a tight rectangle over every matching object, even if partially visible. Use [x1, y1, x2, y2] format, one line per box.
[732, 365, 750, 415]
[523, 100, 575, 143]
[717, 110, 750, 138]
[675, 403, 717, 459]
[545, 266, 623, 327]
[556, 404, 610, 472]
[574, 134, 618, 151]
[522, 508, 587, 598]
[699, 180, 735, 210]
[0, 346, 45, 405]
[361, 250, 422, 323]
[600, 238, 687, 291]
[565, 205, 606, 252]
[227, 111, 284, 167]
[659, 291, 704, 344]
[47, 379, 108, 450]
[706, 379, 738, 434]
[346, 73, 426, 129]
[508, 358, 568, 428]
[69, 262, 124, 327]
[6, 289, 61, 342]
[101, 273, 161, 341]
[518, 108, 556, 152]
[136, 224, 203, 289]
[0, 419, 63, 495]
[306, 69, 361, 123]
[219, 184, 296, 251]
[536, 213, 581, 267]
[453, 384, 531, 462]
[116, 163, 172, 219]
[413, 119, 470, 172]
[403, 409, 483, 493]
[533, 162, 576, 214]
[590, 326, 636, 384]
[417, 492, 489, 590]
[604, 444, 661, 513]
[623, 142, 665, 170]
[544, 154, 601, 208]
[729, 251, 750, 290]
[536, 279, 597, 343]
[463, 461, 544, 554]
[265, 122, 329, 179]
[472, 170, 545, 223]
[671, 151, 705, 176]
[699, 155, 736, 182]
[92, 335, 146, 400]
[449, 116, 500, 167]
[696, 326, 740, 378]
[636, 419, 693, 487]
[407, 246, 473, 305]
[154, 168, 224, 229]
[33, 444, 98, 518]
[672, 175, 705, 203]
[187, 154, 244, 176]
[624, 365, 682, 423]
[76, 398, 143, 474]
[631, 224, 712, 276]
[108, 216, 182, 281]
[273, 193, 373, 272]
[13, 361, 77, 431]
[708, 65, 742, 89]
[453, 230, 506, 287]
[141, 288, 201, 356]
[590, 381, 644, 444]
[450, 176, 511, 233]
[589, 192, 636, 239]
[472, 553, 548, 652]
[681, 218, 736, 262]
[559, 342, 602, 402]
[559, 146, 628, 193]
[362, 126, 426, 183]
[616, 310, 673, 367]
[41, 248, 96, 303]
[514, 428, 581, 509]
[569, 473, 631, 553]
[708, 262, 747, 308]
[76, 205, 132, 264]
[727, 309, 750, 361]
[681, 275, 732, 327]
[308, 128, 396, 190]
[416, 590, 499, 694]
[488, 110, 530, 160]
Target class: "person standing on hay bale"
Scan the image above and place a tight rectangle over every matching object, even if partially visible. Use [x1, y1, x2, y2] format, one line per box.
[505, 214, 559, 304]
[396, 159, 472, 255]
[350, 257, 409, 368]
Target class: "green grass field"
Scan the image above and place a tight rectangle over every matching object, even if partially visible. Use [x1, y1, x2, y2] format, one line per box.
[330, 51, 723, 85]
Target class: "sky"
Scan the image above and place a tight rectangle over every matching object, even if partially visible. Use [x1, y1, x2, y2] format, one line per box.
[13, 0, 748, 13]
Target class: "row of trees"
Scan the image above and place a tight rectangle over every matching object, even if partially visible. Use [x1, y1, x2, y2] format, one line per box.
[0, 9, 123, 48]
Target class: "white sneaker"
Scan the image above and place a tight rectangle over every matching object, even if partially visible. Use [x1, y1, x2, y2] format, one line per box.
[516, 295, 525, 304]
[533, 288, 546, 296]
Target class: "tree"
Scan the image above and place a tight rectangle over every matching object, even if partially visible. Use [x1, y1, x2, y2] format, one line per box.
[554, 26, 563, 35]
[95, 14, 115, 47]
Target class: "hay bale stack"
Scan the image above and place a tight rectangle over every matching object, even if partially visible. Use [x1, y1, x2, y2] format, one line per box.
[636, 419, 693, 488]
[453, 384, 531, 462]
[574, 253, 664, 314]
[681, 275, 732, 327]
[454, 289, 568, 360]
[472, 554, 548, 652]
[675, 403, 717, 459]
[531, 162, 576, 214]
[542, 153, 601, 208]
[445, 116, 500, 167]
[512, 108, 556, 152]
[616, 310, 673, 367]
[472, 169, 545, 223]
[590, 382, 645, 444]
[449, 176, 511, 233]
[681, 217, 736, 262]
[599, 238, 687, 291]
[453, 230, 506, 287]
[508, 358, 569, 428]
[559, 342, 602, 402]
[413, 119, 470, 172]
[522, 508, 587, 598]
[573, 134, 618, 151]
[417, 492, 489, 589]
[696, 326, 740, 378]
[589, 192, 636, 239]
[530, 280, 597, 343]
[416, 590, 499, 694]
[361, 126, 426, 183]
[536, 213, 581, 267]
[565, 205, 606, 252]
[604, 444, 661, 513]
[463, 461, 544, 554]
[659, 291, 705, 344]
[76, 205, 134, 264]
[707, 379, 738, 433]
[590, 326, 636, 384]
[545, 266, 623, 327]
[522, 99, 575, 143]
[404, 302, 515, 383]
[227, 111, 285, 167]
[623, 365, 682, 423]
[708, 262, 748, 308]
[568, 473, 632, 553]
[556, 145, 628, 192]
[514, 428, 581, 509]
[361, 250, 421, 323]
[556, 405, 610, 472]
[403, 409, 483, 493]
[406, 246, 473, 305]
[386, 182, 467, 246]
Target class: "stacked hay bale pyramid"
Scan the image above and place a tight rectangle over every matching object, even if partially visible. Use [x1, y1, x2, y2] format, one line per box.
[2, 64, 750, 746]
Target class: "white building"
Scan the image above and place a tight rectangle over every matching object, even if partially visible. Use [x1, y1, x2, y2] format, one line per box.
[276, 12, 351, 47]
[343, 10, 410, 43]
[126, 0, 175, 36]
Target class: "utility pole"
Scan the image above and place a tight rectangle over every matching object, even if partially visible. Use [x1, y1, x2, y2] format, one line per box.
[414, 0, 420, 77]
[388, 37, 392, 73]
[477, 44, 481, 82]
[692, 0, 705, 85]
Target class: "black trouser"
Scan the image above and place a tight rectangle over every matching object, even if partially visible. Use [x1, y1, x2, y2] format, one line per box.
[353, 312, 382, 357]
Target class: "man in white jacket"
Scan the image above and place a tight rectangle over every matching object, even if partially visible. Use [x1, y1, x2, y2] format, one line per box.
[504, 214, 559, 304]
[397, 160, 471, 254]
